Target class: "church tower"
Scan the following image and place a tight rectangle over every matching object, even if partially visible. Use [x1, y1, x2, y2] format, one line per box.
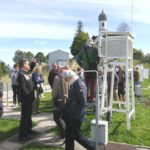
[98, 10, 107, 32]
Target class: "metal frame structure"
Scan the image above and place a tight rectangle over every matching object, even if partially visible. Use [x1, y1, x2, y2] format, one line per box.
[98, 31, 135, 130]
[93, 31, 135, 150]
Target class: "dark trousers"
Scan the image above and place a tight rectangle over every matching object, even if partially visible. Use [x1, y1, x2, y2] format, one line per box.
[53, 110, 65, 138]
[19, 100, 33, 138]
[32, 89, 41, 114]
[84, 72, 96, 102]
[65, 118, 95, 150]
[12, 85, 20, 105]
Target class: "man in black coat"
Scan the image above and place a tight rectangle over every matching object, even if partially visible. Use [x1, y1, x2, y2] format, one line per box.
[61, 69, 95, 150]
[17, 59, 35, 141]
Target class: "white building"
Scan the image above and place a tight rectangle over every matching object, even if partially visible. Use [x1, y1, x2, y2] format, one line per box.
[48, 49, 69, 70]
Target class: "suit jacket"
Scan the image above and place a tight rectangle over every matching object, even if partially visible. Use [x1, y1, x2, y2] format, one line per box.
[17, 69, 35, 103]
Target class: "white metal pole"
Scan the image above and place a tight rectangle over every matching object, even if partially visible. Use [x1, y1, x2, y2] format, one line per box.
[95, 71, 100, 150]
[125, 62, 130, 130]
[131, 61, 135, 118]
[110, 65, 115, 109]
[101, 64, 107, 109]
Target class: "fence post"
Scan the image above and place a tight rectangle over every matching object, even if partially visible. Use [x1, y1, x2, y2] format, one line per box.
[7, 82, 8, 106]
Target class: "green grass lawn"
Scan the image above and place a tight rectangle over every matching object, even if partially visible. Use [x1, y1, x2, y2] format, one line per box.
[39, 92, 52, 113]
[13, 92, 53, 112]
[82, 101, 150, 147]
[46, 92, 150, 146]
[142, 75, 150, 89]
[0, 118, 19, 142]
[0, 93, 52, 142]
[109, 103, 150, 146]
[4, 83, 150, 149]
[37, 89, 150, 147]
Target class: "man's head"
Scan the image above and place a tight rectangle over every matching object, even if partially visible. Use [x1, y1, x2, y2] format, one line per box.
[19, 59, 30, 72]
[13, 63, 19, 70]
[31, 58, 36, 63]
[86, 38, 94, 46]
[52, 63, 57, 71]
[61, 69, 76, 82]
[118, 64, 123, 71]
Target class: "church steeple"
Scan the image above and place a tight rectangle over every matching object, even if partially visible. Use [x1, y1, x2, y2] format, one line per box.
[98, 10, 107, 31]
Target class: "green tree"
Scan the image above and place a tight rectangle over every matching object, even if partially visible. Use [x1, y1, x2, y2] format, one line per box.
[71, 32, 90, 56]
[35, 52, 46, 63]
[0, 61, 8, 74]
[133, 48, 144, 61]
[117, 22, 130, 32]
[25, 51, 34, 62]
[13, 50, 25, 63]
[75, 20, 83, 35]
[142, 53, 150, 64]
[13, 50, 34, 63]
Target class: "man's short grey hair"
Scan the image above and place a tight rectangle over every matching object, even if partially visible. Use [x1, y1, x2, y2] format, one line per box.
[86, 38, 94, 45]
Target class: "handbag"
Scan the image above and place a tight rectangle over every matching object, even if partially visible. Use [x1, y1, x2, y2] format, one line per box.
[53, 97, 65, 109]
[37, 84, 44, 94]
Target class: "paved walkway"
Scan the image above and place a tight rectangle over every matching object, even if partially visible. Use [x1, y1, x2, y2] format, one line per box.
[1, 100, 150, 149]
[1, 102, 86, 150]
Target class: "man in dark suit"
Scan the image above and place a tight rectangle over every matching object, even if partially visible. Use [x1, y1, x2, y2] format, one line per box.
[17, 59, 35, 141]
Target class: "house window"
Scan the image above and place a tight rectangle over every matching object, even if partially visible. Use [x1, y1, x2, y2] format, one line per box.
[102, 22, 104, 27]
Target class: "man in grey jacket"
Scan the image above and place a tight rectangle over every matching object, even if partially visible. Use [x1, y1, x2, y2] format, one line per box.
[52, 65, 68, 139]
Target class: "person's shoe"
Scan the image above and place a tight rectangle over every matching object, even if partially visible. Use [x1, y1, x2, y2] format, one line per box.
[60, 135, 65, 139]
[27, 130, 38, 135]
[18, 135, 30, 142]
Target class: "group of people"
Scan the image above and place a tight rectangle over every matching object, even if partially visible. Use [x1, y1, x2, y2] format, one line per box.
[9, 58, 44, 141]
[47, 39, 127, 149]
[8, 55, 95, 149]
[10, 58, 44, 113]
[48, 63, 95, 150]
[107, 63, 141, 108]
[0, 37, 143, 150]
[107, 64, 125, 108]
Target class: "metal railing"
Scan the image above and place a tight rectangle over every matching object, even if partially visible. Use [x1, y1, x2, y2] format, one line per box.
[0, 82, 51, 106]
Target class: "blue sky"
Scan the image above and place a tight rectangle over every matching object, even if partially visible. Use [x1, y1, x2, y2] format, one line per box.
[0, 0, 149, 65]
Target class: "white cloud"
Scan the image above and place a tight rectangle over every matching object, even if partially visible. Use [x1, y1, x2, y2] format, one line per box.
[0, 21, 75, 39]
[0, 0, 150, 39]
[34, 40, 47, 46]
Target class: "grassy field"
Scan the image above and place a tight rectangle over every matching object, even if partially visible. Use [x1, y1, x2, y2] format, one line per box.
[33, 86, 150, 147]
[0, 90, 50, 142]
[1, 66, 150, 149]
[109, 103, 150, 146]
[0, 74, 10, 83]
[39, 86, 150, 147]
[39, 92, 52, 113]
[20, 94, 150, 149]
[0, 118, 19, 142]
[81, 104, 150, 147]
